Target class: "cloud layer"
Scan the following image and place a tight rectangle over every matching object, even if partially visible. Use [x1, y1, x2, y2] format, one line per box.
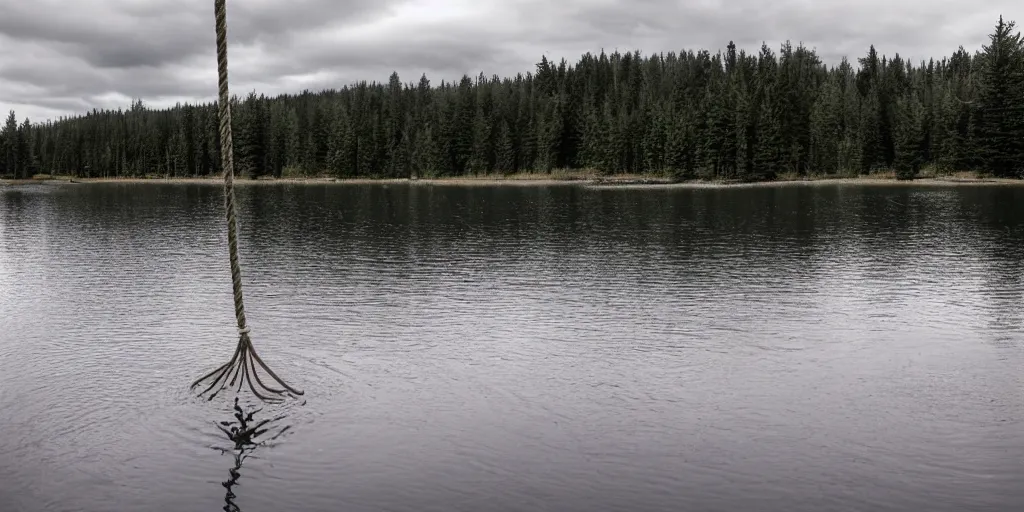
[1, 0, 1020, 122]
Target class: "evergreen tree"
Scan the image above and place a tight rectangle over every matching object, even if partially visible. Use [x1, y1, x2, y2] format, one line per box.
[893, 92, 925, 179]
[469, 103, 492, 174]
[495, 119, 516, 173]
[3, 111, 19, 178]
[810, 73, 843, 174]
[859, 84, 884, 172]
[977, 16, 1024, 176]
[237, 92, 268, 177]
[411, 122, 440, 177]
[641, 103, 667, 173]
[326, 106, 350, 177]
[18, 118, 35, 178]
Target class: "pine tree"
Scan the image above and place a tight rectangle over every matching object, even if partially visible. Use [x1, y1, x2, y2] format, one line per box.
[977, 16, 1024, 177]
[810, 73, 842, 173]
[641, 103, 666, 173]
[595, 100, 621, 174]
[754, 88, 785, 179]
[665, 101, 696, 179]
[17, 118, 36, 178]
[237, 92, 268, 177]
[893, 92, 925, 179]
[451, 76, 475, 174]
[3, 111, 19, 178]
[859, 84, 883, 173]
[326, 107, 349, 177]
[579, 101, 603, 170]
[541, 96, 565, 171]
[495, 119, 516, 173]
[468, 103, 492, 174]
[702, 73, 730, 178]
[411, 122, 439, 178]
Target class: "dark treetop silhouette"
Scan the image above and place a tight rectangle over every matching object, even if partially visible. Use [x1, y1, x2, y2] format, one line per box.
[2, 17, 1022, 182]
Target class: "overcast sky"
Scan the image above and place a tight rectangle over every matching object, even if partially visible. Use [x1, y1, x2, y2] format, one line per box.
[1, 0, 1020, 123]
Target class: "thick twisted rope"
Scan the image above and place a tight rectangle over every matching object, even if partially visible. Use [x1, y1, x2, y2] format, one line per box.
[192, 0, 303, 402]
[214, 0, 246, 337]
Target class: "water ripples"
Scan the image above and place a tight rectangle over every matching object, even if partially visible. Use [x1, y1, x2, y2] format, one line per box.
[2, 182, 1024, 511]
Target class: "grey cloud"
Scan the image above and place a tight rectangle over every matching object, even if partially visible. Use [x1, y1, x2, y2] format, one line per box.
[245, 32, 520, 84]
[1, 0, 1021, 122]
[18, 97, 96, 114]
[0, 0, 401, 69]
[526, 0, 1012, 65]
[0, 3, 208, 68]
[0, 60, 107, 97]
[0, 45, 212, 101]
[229, 0, 405, 44]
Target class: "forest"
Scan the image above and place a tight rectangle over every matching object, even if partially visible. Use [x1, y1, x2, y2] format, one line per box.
[1, 17, 1022, 182]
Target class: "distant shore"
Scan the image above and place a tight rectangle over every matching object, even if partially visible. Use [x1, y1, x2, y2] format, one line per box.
[3, 171, 1022, 189]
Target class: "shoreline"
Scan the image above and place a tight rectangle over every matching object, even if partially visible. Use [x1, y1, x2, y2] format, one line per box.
[3, 174, 1022, 189]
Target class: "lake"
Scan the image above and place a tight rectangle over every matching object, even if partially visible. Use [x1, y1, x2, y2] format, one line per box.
[1, 181, 1022, 512]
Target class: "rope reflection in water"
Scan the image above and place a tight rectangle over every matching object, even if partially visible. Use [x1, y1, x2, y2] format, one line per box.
[213, 397, 292, 512]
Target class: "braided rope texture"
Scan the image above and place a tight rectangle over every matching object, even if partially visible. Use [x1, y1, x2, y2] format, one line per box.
[192, 0, 303, 402]
[216, 0, 247, 335]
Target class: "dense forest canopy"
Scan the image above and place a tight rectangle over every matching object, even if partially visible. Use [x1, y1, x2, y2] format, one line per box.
[2, 17, 1023, 182]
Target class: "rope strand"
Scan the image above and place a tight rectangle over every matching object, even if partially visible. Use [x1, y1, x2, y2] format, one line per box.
[215, 0, 247, 334]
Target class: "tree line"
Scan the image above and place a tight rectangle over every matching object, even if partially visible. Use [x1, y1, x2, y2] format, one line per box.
[2, 16, 1022, 182]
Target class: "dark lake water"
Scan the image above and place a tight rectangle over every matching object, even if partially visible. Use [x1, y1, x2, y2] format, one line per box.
[1, 181, 1023, 512]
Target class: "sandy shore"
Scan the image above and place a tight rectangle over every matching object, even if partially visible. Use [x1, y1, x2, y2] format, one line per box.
[3, 174, 1022, 188]
[585, 176, 1024, 189]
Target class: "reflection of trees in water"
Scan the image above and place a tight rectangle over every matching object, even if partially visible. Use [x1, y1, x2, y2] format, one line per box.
[214, 397, 292, 512]
[232, 183, 1024, 342]
[974, 225, 1024, 338]
[945, 187, 1024, 340]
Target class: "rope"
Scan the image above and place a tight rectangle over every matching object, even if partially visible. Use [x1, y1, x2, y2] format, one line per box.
[192, 0, 303, 402]
[216, 0, 248, 351]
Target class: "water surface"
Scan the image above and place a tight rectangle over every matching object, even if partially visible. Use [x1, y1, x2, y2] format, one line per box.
[1, 182, 1023, 512]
